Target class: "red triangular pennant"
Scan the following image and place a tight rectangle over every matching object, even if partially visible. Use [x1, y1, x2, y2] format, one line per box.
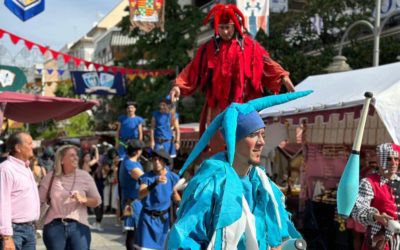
[24, 40, 34, 50]
[93, 63, 101, 71]
[62, 54, 71, 64]
[9, 33, 21, 44]
[50, 50, 59, 60]
[73, 57, 81, 67]
[103, 66, 109, 72]
[0, 29, 4, 39]
[38, 45, 48, 55]
[120, 68, 127, 75]
[84, 61, 91, 69]
[111, 67, 119, 74]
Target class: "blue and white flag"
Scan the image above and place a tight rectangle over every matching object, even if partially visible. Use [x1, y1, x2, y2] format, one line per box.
[4, 0, 45, 21]
[71, 71, 126, 96]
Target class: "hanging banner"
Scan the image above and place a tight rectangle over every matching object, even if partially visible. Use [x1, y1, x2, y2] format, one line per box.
[71, 71, 126, 96]
[0, 65, 27, 91]
[237, 0, 269, 37]
[129, 0, 165, 32]
[4, 0, 45, 21]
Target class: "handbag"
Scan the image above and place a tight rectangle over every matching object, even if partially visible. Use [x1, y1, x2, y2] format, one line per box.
[36, 171, 55, 229]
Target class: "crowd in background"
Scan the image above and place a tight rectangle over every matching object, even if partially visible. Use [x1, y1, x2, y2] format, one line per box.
[0, 95, 184, 250]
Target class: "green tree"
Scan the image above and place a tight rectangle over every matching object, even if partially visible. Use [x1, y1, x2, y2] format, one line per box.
[259, 0, 400, 85]
[109, 0, 204, 125]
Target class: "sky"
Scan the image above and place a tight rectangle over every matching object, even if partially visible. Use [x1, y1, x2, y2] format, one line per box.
[0, 0, 122, 61]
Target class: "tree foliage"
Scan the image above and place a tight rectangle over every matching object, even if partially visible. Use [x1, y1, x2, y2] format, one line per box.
[102, 0, 400, 130]
[109, 0, 204, 125]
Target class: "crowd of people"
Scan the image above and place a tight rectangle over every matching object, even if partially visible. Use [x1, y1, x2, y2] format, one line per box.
[4, 3, 400, 250]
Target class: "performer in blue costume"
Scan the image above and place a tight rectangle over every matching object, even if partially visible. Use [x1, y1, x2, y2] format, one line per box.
[150, 98, 180, 159]
[167, 91, 312, 250]
[118, 140, 145, 250]
[116, 101, 144, 159]
[135, 149, 181, 249]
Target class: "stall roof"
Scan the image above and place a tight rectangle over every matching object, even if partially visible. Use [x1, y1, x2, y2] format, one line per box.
[259, 62, 400, 144]
[0, 91, 98, 125]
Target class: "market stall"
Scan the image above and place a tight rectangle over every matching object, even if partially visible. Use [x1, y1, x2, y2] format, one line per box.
[259, 62, 400, 249]
[0, 91, 98, 131]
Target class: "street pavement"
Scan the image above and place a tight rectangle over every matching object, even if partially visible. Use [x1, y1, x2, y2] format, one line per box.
[36, 214, 126, 250]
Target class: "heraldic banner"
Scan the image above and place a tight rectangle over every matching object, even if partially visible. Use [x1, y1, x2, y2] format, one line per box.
[0, 64, 27, 91]
[237, 0, 269, 37]
[4, 0, 45, 21]
[71, 71, 126, 96]
[129, 0, 165, 32]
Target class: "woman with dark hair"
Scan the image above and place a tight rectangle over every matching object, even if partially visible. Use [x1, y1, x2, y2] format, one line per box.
[38, 145, 101, 250]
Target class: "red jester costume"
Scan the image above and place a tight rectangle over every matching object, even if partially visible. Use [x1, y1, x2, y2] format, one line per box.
[170, 4, 294, 152]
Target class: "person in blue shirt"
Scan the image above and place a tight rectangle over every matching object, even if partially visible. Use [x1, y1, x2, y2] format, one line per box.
[135, 149, 181, 249]
[167, 91, 312, 250]
[118, 139, 145, 250]
[150, 98, 180, 160]
[115, 102, 144, 159]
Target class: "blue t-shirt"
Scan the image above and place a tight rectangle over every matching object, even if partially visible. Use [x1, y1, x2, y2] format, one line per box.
[119, 158, 143, 201]
[140, 170, 179, 211]
[152, 111, 172, 139]
[118, 115, 144, 140]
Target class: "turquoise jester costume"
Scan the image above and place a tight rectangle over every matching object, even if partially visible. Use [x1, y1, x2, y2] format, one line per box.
[167, 91, 312, 249]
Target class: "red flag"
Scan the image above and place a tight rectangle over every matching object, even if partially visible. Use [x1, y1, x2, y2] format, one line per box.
[83, 61, 92, 69]
[73, 57, 81, 67]
[0, 29, 4, 39]
[111, 67, 119, 74]
[62, 54, 71, 64]
[120, 68, 127, 75]
[9, 33, 21, 44]
[24, 40, 34, 50]
[38, 45, 48, 55]
[93, 63, 101, 71]
[50, 50, 59, 60]
[103, 66, 109, 72]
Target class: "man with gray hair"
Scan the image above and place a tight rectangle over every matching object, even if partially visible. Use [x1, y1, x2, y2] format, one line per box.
[0, 132, 40, 250]
[352, 143, 400, 250]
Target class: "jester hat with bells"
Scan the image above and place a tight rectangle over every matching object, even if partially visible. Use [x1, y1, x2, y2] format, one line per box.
[203, 4, 245, 37]
[178, 90, 313, 176]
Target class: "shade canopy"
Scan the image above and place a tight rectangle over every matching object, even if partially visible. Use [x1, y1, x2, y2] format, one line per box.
[260, 62, 400, 145]
[0, 91, 98, 127]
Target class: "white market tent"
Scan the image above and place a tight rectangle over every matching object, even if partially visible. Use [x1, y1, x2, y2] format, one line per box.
[259, 62, 400, 147]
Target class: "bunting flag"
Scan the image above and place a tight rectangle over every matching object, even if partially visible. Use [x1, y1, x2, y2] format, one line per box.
[129, 0, 165, 32]
[4, 0, 45, 21]
[237, 0, 269, 37]
[0, 64, 27, 91]
[71, 71, 126, 96]
[0, 28, 175, 78]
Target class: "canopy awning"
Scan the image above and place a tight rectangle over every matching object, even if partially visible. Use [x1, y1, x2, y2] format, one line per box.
[0, 91, 98, 130]
[259, 62, 400, 144]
